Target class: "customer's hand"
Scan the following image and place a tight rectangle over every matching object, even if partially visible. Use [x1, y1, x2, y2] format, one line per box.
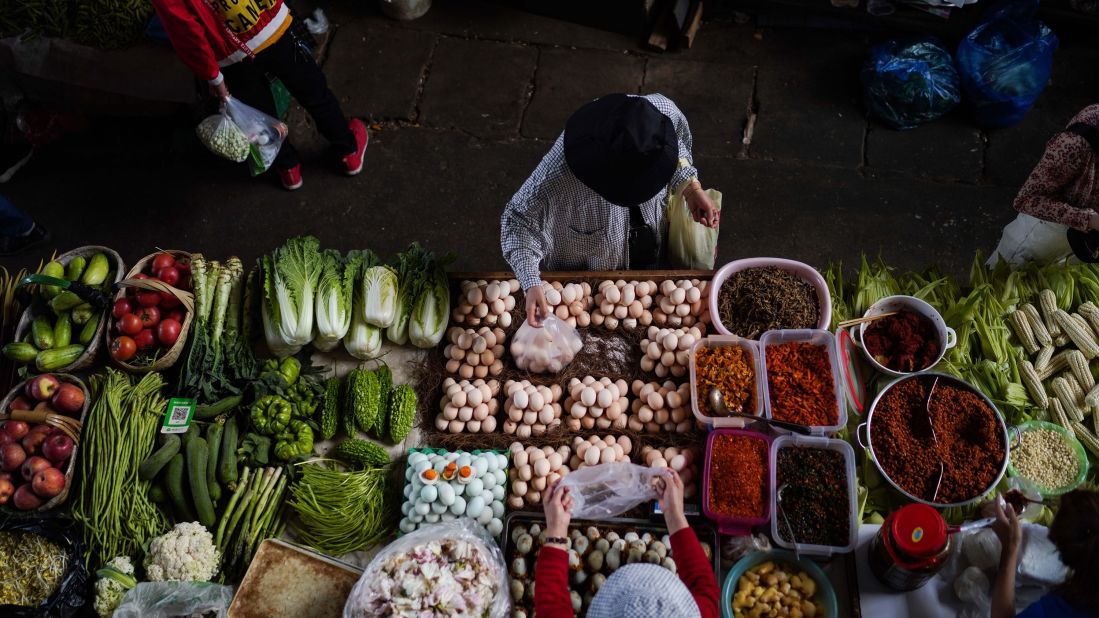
[525, 285, 550, 328]
[991, 494, 1022, 555]
[657, 469, 689, 534]
[209, 81, 230, 101]
[685, 183, 719, 228]
[544, 479, 573, 538]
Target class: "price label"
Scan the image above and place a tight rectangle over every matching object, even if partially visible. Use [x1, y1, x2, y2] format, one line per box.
[161, 397, 196, 434]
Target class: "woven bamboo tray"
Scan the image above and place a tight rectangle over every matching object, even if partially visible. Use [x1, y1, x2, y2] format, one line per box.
[107, 250, 195, 373]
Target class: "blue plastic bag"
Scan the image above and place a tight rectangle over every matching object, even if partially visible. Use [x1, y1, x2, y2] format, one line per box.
[862, 39, 961, 130]
[956, 0, 1058, 128]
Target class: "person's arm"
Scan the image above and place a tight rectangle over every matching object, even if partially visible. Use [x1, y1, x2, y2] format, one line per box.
[502, 142, 562, 325]
[643, 94, 718, 228]
[657, 469, 720, 618]
[151, 0, 224, 88]
[990, 496, 1023, 618]
[535, 480, 576, 618]
[1014, 133, 1096, 231]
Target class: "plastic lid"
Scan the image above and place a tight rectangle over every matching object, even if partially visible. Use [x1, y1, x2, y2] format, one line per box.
[836, 328, 867, 415]
[891, 504, 947, 558]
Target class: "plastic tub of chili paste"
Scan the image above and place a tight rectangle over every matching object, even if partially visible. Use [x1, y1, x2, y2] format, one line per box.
[760, 329, 845, 436]
[689, 336, 765, 429]
[769, 434, 858, 556]
[702, 428, 772, 535]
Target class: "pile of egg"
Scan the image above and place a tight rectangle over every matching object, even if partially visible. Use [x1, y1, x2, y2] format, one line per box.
[540, 281, 594, 328]
[452, 279, 519, 328]
[510, 324, 583, 374]
[639, 326, 702, 378]
[563, 376, 630, 431]
[443, 326, 506, 378]
[570, 435, 632, 469]
[627, 380, 695, 433]
[400, 450, 508, 535]
[503, 380, 563, 438]
[652, 279, 710, 328]
[590, 280, 657, 331]
[639, 445, 701, 498]
[508, 443, 570, 509]
[437, 378, 501, 434]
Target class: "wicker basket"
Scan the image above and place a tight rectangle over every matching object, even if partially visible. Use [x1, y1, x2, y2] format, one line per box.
[13, 245, 125, 373]
[0, 373, 90, 513]
[107, 251, 195, 373]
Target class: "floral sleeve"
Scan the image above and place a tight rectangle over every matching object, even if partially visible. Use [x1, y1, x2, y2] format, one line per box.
[1014, 132, 1094, 231]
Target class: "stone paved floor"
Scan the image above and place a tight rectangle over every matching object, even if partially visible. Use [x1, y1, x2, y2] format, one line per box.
[4, 0, 1098, 281]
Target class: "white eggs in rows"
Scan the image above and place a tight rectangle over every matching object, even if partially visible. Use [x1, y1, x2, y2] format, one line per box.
[444, 326, 506, 379]
[639, 326, 703, 378]
[539, 281, 595, 328]
[453, 279, 519, 328]
[590, 280, 656, 331]
[399, 449, 509, 536]
[438, 378, 501, 434]
[652, 279, 711, 329]
[508, 443, 571, 509]
[628, 380, 697, 433]
[563, 376, 630, 431]
[503, 379, 564, 437]
[640, 445, 701, 498]
[569, 435, 632, 470]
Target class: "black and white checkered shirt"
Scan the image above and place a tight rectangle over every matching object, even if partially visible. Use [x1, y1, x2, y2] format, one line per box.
[501, 94, 699, 291]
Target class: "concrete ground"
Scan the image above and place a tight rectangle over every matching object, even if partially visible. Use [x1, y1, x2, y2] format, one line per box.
[4, 0, 1099, 281]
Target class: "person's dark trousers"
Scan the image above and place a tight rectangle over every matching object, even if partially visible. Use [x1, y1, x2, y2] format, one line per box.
[222, 32, 355, 171]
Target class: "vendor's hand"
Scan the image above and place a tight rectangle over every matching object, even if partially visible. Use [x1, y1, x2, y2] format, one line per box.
[991, 494, 1022, 555]
[1089, 211, 1099, 232]
[685, 183, 719, 229]
[544, 479, 573, 538]
[525, 285, 550, 328]
[209, 81, 229, 101]
[658, 469, 689, 534]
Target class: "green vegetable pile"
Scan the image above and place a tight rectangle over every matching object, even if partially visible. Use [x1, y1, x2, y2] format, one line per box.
[0, 0, 152, 49]
[287, 459, 391, 556]
[338, 364, 417, 445]
[246, 356, 322, 461]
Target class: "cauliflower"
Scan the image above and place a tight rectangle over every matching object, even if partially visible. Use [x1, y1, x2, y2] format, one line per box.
[94, 556, 136, 617]
[144, 522, 221, 583]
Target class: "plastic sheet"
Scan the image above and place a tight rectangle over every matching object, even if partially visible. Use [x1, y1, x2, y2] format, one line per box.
[861, 39, 961, 129]
[559, 462, 665, 520]
[510, 315, 582, 373]
[222, 95, 289, 175]
[113, 582, 233, 618]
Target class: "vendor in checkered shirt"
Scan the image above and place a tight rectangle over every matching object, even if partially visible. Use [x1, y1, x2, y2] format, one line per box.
[500, 94, 719, 327]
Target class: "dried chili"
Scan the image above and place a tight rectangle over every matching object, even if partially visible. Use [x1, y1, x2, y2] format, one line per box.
[694, 344, 756, 415]
[707, 434, 767, 518]
[776, 447, 850, 547]
[765, 342, 838, 427]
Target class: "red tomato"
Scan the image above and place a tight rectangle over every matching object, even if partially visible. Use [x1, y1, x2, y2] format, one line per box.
[159, 291, 182, 309]
[117, 314, 142, 336]
[134, 329, 156, 351]
[112, 299, 133, 319]
[179, 274, 192, 292]
[157, 319, 182, 347]
[166, 309, 186, 324]
[157, 266, 181, 287]
[137, 306, 161, 328]
[175, 256, 191, 275]
[136, 291, 161, 307]
[151, 253, 176, 273]
[133, 273, 151, 280]
[110, 336, 137, 362]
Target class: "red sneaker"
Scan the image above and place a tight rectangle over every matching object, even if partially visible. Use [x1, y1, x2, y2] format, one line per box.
[342, 119, 369, 176]
[279, 165, 303, 191]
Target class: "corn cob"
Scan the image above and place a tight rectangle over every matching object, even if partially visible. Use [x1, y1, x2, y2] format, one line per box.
[1078, 302, 1099, 339]
[1020, 361, 1049, 409]
[1052, 377, 1085, 423]
[1065, 372, 1086, 406]
[1050, 398, 1072, 429]
[1021, 304, 1053, 348]
[1008, 310, 1039, 354]
[1039, 350, 1072, 380]
[1054, 310, 1099, 359]
[1040, 289, 1062, 338]
[1067, 349, 1096, 391]
[1085, 383, 1099, 407]
[1093, 403, 1099, 435]
[1071, 422, 1099, 458]
[1035, 346, 1055, 372]
[1055, 335, 1071, 347]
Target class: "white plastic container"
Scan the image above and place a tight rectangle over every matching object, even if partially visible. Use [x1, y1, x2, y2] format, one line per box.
[769, 434, 858, 557]
[688, 335, 765, 428]
[761, 329, 845, 436]
[851, 295, 957, 377]
[707, 257, 832, 339]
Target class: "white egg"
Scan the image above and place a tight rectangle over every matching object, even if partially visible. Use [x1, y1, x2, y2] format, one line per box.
[450, 495, 467, 516]
[671, 288, 687, 305]
[581, 387, 597, 407]
[492, 501, 505, 519]
[488, 518, 504, 536]
[399, 518, 416, 534]
[431, 501, 448, 514]
[584, 447, 601, 466]
[409, 511, 424, 524]
[597, 389, 614, 409]
[409, 452, 427, 466]
[530, 391, 545, 410]
[414, 501, 431, 516]
[492, 485, 506, 501]
[496, 454, 509, 470]
[467, 478, 485, 497]
[474, 457, 490, 477]
[514, 450, 529, 468]
[670, 455, 687, 471]
[466, 496, 486, 518]
[601, 447, 617, 464]
[482, 471, 498, 489]
[424, 512, 440, 523]
[420, 485, 439, 503]
[534, 458, 551, 477]
[512, 389, 529, 410]
[414, 461, 432, 475]
[548, 452, 563, 469]
[437, 483, 456, 506]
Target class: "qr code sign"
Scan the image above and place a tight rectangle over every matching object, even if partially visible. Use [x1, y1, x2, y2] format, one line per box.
[169, 404, 191, 425]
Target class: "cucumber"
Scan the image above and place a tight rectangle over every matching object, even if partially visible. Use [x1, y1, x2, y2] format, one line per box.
[139, 434, 181, 481]
[36, 345, 84, 372]
[49, 291, 83, 313]
[81, 253, 110, 286]
[41, 261, 65, 299]
[181, 423, 200, 448]
[65, 256, 86, 282]
[218, 416, 240, 488]
[52, 312, 71, 348]
[165, 453, 196, 523]
[3, 343, 37, 363]
[31, 316, 54, 350]
[194, 394, 243, 420]
[206, 422, 224, 504]
[186, 437, 216, 528]
[71, 303, 94, 326]
[79, 313, 100, 345]
[149, 482, 168, 504]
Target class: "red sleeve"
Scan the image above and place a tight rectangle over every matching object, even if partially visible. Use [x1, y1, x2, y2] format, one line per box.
[151, 0, 221, 82]
[671, 528, 720, 618]
[534, 546, 575, 618]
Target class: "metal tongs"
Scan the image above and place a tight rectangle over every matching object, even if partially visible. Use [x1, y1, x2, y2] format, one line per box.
[16, 274, 111, 309]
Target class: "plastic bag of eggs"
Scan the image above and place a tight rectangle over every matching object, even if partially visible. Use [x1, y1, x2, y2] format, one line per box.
[640, 446, 701, 498]
[503, 380, 563, 438]
[570, 435, 632, 469]
[453, 279, 519, 328]
[437, 378, 501, 433]
[508, 443, 571, 509]
[627, 380, 695, 433]
[401, 450, 509, 535]
[563, 376, 630, 431]
[510, 316, 583, 374]
[540, 281, 594, 328]
[444, 326, 506, 378]
[639, 326, 702, 378]
[652, 279, 711, 328]
[591, 280, 656, 331]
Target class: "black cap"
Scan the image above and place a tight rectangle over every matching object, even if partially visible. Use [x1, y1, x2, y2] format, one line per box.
[564, 94, 678, 207]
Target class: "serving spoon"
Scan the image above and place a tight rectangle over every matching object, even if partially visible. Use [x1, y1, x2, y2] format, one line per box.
[708, 388, 813, 435]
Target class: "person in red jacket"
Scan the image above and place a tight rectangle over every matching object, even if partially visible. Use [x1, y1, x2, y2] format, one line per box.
[152, 0, 368, 191]
[535, 469, 720, 618]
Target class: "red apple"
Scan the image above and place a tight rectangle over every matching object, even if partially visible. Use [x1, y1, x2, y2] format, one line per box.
[25, 374, 61, 401]
[21, 455, 50, 482]
[2, 420, 29, 440]
[32, 401, 52, 413]
[0, 477, 12, 505]
[0, 432, 12, 447]
[50, 383, 85, 415]
[13, 484, 42, 510]
[9, 395, 31, 411]
[32, 467, 64, 498]
[41, 433, 73, 464]
[1, 442, 26, 472]
[21, 427, 49, 455]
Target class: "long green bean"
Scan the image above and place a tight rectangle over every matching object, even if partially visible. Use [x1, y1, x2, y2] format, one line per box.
[287, 459, 392, 556]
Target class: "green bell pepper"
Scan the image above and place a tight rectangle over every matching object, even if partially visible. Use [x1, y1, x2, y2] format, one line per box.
[274, 420, 314, 461]
[262, 357, 301, 386]
[287, 381, 320, 419]
[250, 395, 292, 436]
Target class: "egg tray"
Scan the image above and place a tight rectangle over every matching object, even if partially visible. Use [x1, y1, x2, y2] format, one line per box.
[398, 447, 511, 537]
[501, 511, 720, 617]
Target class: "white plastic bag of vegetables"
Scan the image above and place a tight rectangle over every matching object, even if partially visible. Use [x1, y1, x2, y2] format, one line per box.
[510, 315, 582, 373]
[344, 518, 511, 618]
[222, 96, 288, 176]
[558, 462, 664, 520]
[666, 187, 722, 269]
[195, 114, 249, 163]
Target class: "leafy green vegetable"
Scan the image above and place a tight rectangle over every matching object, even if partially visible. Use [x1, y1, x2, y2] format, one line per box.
[314, 250, 355, 352]
[361, 264, 399, 328]
[261, 236, 324, 355]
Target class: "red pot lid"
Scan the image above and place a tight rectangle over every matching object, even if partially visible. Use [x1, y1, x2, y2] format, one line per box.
[836, 328, 868, 415]
[891, 504, 947, 558]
